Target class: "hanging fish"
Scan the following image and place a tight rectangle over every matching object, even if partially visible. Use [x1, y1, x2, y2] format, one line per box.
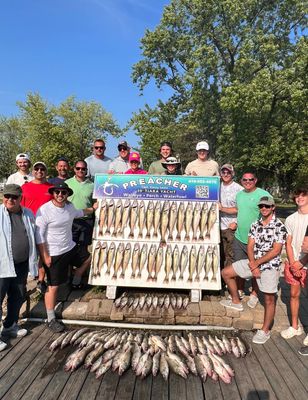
[119, 199, 130, 235]
[128, 200, 138, 238]
[98, 199, 107, 235]
[106, 242, 116, 275]
[195, 245, 205, 282]
[139, 243, 148, 278]
[138, 200, 146, 238]
[176, 201, 185, 239]
[105, 199, 115, 235]
[179, 246, 188, 280]
[145, 200, 154, 238]
[97, 241, 108, 276]
[131, 243, 140, 279]
[147, 244, 157, 280]
[112, 243, 125, 279]
[206, 203, 217, 238]
[204, 246, 213, 281]
[154, 246, 164, 280]
[120, 243, 131, 278]
[164, 245, 173, 283]
[168, 201, 177, 240]
[171, 245, 180, 281]
[112, 199, 123, 237]
[199, 202, 209, 240]
[188, 245, 197, 281]
[160, 201, 170, 245]
[192, 202, 201, 241]
[211, 246, 219, 282]
[184, 202, 193, 240]
[153, 201, 161, 238]
[91, 242, 101, 278]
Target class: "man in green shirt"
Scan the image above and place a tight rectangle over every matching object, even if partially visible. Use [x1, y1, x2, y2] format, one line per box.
[148, 141, 174, 175]
[66, 160, 96, 288]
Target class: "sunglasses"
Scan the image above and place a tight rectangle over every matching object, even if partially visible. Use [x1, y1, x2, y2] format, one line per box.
[242, 178, 255, 182]
[54, 190, 68, 195]
[34, 167, 46, 172]
[221, 170, 231, 175]
[119, 147, 128, 151]
[258, 204, 272, 209]
[94, 146, 105, 150]
[75, 167, 87, 171]
[4, 194, 19, 200]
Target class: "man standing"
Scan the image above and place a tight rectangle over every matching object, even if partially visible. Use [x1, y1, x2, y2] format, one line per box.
[7, 153, 34, 186]
[184, 141, 219, 176]
[66, 160, 95, 289]
[148, 141, 174, 175]
[233, 171, 272, 307]
[0, 184, 38, 350]
[220, 197, 286, 344]
[219, 164, 243, 266]
[48, 157, 70, 185]
[108, 141, 131, 174]
[281, 188, 308, 344]
[35, 183, 96, 332]
[85, 139, 111, 179]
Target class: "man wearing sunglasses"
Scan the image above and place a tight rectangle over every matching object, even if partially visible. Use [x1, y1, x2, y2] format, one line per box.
[7, 153, 34, 186]
[0, 184, 38, 350]
[66, 160, 96, 289]
[108, 141, 131, 174]
[35, 183, 96, 332]
[84, 139, 111, 180]
[221, 197, 286, 344]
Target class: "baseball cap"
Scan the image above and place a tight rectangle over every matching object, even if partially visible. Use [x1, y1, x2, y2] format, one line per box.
[16, 153, 30, 162]
[118, 141, 130, 150]
[220, 164, 234, 174]
[129, 152, 141, 162]
[258, 196, 275, 206]
[33, 161, 47, 170]
[196, 141, 209, 151]
[3, 184, 22, 197]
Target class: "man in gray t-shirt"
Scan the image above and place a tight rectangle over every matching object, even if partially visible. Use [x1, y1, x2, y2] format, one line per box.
[84, 139, 111, 179]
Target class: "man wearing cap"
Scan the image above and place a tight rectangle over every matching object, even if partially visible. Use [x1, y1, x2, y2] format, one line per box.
[219, 164, 243, 266]
[35, 183, 96, 332]
[185, 141, 219, 176]
[108, 141, 131, 174]
[84, 139, 112, 180]
[220, 196, 286, 344]
[162, 157, 182, 175]
[48, 157, 70, 185]
[148, 141, 174, 175]
[7, 153, 34, 186]
[125, 152, 147, 174]
[0, 184, 38, 350]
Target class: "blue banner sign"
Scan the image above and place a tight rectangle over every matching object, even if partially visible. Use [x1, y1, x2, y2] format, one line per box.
[94, 174, 220, 201]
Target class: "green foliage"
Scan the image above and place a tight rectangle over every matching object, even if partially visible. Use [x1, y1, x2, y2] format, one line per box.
[131, 0, 307, 189]
[0, 93, 121, 178]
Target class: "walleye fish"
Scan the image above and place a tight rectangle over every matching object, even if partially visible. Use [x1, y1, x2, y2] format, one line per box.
[206, 203, 217, 238]
[179, 245, 188, 280]
[152, 350, 161, 376]
[222, 335, 232, 354]
[199, 202, 209, 240]
[97, 241, 108, 276]
[105, 199, 115, 235]
[131, 243, 140, 278]
[209, 334, 222, 355]
[145, 200, 154, 238]
[131, 343, 142, 371]
[70, 328, 90, 345]
[182, 296, 189, 309]
[192, 202, 201, 240]
[84, 343, 105, 368]
[112, 243, 125, 279]
[114, 292, 127, 308]
[101, 345, 121, 363]
[230, 338, 241, 358]
[195, 245, 205, 282]
[120, 295, 128, 309]
[176, 294, 183, 309]
[65, 343, 95, 371]
[127, 199, 138, 238]
[49, 331, 69, 352]
[61, 329, 77, 349]
[154, 246, 163, 280]
[211, 353, 234, 377]
[171, 245, 180, 280]
[152, 295, 158, 309]
[159, 352, 169, 381]
[208, 352, 232, 384]
[188, 332, 198, 356]
[158, 295, 165, 308]
[106, 242, 116, 275]
[111, 199, 123, 237]
[198, 353, 213, 377]
[98, 199, 107, 235]
[204, 246, 213, 281]
[195, 355, 208, 382]
[96, 359, 112, 378]
[168, 335, 176, 353]
[132, 297, 139, 310]
[211, 246, 219, 282]
[176, 202, 185, 239]
[184, 202, 193, 240]
[186, 355, 198, 376]
[138, 294, 146, 310]
[170, 293, 176, 309]
[164, 245, 173, 283]
[145, 294, 153, 309]
[147, 244, 157, 280]
[166, 351, 188, 379]
[168, 201, 177, 240]
[117, 346, 132, 376]
[164, 294, 170, 309]
[188, 245, 197, 281]
[121, 243, 131, 278]
[90, 355, 103, 373]
[91, 242, 101, 278]
[160, 201, 170, 244]
[119, 199, 130, 235]
[215, 335, 226, 354]
[136, 351, 152, 378]
[175, 335, 190, 358]
[138, 200, 146, 238]
[153, 201, 161, 238]
[236, 337, 247, 357]
[139, 244, 148, 278]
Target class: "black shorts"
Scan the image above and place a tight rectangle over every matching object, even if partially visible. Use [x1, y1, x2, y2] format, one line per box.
[72, 217, 94, 246]
[44, 246, 90, 286]
[233, 237, 248, 262]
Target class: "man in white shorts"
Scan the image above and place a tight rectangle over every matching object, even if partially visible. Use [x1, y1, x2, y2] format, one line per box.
[220, 196, 287, 344]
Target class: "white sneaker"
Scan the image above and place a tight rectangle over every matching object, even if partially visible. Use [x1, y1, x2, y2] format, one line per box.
[0, 340, 7, 352]
[1, 323, 28, 338]
[281, 326, 303, 339]
[303, 334, 308, 346]
[252, 330, 271, 344]
[220, 299, 244, 311]
[247, 294, 259, 309]
[228, 290, 245, 300]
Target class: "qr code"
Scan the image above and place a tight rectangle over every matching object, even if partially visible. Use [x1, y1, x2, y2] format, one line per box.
[195, 186, 209, 198]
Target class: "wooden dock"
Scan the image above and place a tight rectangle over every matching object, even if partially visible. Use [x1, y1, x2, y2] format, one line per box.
[0, 323, 307, 400]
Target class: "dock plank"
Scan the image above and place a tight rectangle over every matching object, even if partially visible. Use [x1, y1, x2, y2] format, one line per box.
[114, 369, 136, 400]
[95, 369, 119, 400]
[133, 374, 153, 400]
[76, 368, 101, 400]
[151, 374, 168, 400]
[226, 354, 258, 400]
[59, 366, 89, 400]
[203, 379, 223, 400]
[185, 374, 204, 400]
[169, 372, 186, 400]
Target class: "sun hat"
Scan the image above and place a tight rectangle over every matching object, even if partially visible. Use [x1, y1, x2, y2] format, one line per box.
[162, 157, 181, 168]
[48, 182, 73, 196]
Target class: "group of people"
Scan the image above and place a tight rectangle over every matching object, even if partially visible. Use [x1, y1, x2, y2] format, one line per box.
[0, 138, 307, 357]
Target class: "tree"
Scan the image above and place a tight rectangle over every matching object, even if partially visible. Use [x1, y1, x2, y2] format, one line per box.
[131, 0, 307, 189]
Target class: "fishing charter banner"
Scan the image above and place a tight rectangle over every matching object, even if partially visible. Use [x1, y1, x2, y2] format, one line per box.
[93, 174, 220, 202]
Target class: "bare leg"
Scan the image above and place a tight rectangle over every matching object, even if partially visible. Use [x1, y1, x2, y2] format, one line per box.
[290, 284, 301, 329]
[237, 276, 245, 291]
[221, 265, 240, 304]
[44, 285, 58, 311]
[73, 256, 91, 279]
[251, 278, 259, 297]
[262, 293, 276, 333]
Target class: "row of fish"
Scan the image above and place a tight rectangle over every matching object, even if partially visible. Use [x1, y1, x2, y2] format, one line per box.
[97, 199, 217, 242]
[49, 328, 248, 383]
[91, 241, 219, 283]
[114, 292, 190, 310]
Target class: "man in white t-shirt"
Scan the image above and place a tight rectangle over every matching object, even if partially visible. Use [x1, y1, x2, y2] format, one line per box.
[6, 153, 34, 186]
[219, 164, 243, 266]
[184, 141, 219, 176]
[84, 139, 112, 180]
[35, 183, 96, 332]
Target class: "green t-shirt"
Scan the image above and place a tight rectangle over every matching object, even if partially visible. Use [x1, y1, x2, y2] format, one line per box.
[65, 176, 94, 210]
[235, 187, 272, 244]
[148, 160, 165, 175]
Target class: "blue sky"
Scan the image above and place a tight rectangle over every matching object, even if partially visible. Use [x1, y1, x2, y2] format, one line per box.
[0, 0, 170, 158]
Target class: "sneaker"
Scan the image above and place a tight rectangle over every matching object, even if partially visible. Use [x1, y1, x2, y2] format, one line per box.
[281, 326, 303, 339]
[220, 299, 243, 311]
[228, 290, 245, 300]
[0, 340, 7, 352]
[303, 334, 308, 346]
[1, 323, 28, 338]
[298, 346, 308, 356]
[47, 319, 65, 333]
[247, 294, 259, 309]
[252, 330, 270, 344]
[36, 281, 47, 294]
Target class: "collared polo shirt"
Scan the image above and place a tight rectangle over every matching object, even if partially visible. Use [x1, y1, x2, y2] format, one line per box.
[66, 176, 94, 210]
